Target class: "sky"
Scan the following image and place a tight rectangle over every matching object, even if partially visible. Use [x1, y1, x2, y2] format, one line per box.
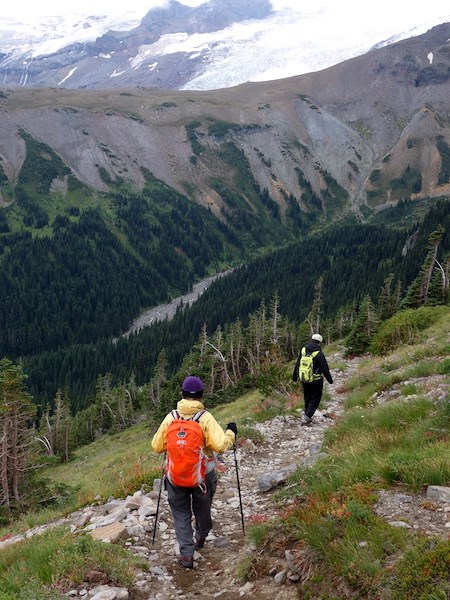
[3, 0, 171, 18]
[2, 0, 449, 25]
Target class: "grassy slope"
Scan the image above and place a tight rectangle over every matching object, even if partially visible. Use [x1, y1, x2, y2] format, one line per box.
[0, 306, 448, 598]
[252, 307, 450, 598]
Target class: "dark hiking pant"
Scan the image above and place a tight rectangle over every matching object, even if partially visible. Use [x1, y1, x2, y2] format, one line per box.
[302, 377, 324, 419]
[165, 470, 218, 558]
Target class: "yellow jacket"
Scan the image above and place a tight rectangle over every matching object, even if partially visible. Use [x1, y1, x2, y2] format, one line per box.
[151, 398, 235, 457]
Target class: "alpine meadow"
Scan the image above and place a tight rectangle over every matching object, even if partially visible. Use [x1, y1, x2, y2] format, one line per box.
[0, 11, 449, 600]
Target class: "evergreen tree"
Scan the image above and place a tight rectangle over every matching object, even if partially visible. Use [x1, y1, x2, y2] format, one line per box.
[71, 403, 99, 447]
[308, 276, 324, 334]
[148, 350, 168, 408]
[332, 303, 358, 340]
[95, 375, 115, 435]
[427, 252, 449, 306]
[322, 317, 334, 345]
[376, 273, 401, 321]
[297, 319, 312, 349]
[0, 358, 36, 510]
[346, 296, 379, 355]
[245, 301, 267, 375]
[402, 225, 446, 308]
[53, 389, 73, 463]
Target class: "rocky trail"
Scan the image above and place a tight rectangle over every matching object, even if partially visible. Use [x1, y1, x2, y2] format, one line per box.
[2, 354, 449, 600]
[139, 354, 359, 600]
[91, 352, 354, 600]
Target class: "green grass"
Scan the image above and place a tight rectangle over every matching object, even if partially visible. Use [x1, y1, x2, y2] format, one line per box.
[383, 537, 450, 599]
[343, 308, 449, 411]
[0, 422, 164, 538]
[43, 421, 161, 505]
[210, 390, 265, 425]
[262, 309, 450, 598]
[322, 396, 450, 491]
[0, 527, 145, 599]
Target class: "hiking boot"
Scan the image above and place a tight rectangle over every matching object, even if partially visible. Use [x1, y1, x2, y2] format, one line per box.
[195, 537, 206, 550]
[178, 555, 194, 569]
[301, 415, 312, 426]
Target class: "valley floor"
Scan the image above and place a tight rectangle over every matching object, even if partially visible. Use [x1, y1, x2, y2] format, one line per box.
[122, 271, 232, 339]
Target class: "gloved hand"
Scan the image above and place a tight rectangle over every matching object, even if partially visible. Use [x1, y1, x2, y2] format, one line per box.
[226, 422, 238, 436]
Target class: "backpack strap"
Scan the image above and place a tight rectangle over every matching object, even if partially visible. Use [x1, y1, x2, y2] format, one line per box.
[170, 409, 206, 421]
[311, 350, 321, 378]
[302, 347, 320, 358]
[191, 409, 206, 422]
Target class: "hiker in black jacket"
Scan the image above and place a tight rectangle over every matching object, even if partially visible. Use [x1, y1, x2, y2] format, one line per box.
[292, 333, 333, 426]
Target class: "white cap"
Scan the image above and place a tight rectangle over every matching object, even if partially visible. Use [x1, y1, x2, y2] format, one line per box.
[311, 333, 323, 343]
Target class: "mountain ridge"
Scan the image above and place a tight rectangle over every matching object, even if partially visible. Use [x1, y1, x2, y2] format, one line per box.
[0, 23, 449, 407]
[1, 23, 450, 216]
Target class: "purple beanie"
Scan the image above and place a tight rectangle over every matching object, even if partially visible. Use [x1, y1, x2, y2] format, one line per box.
[181, 376, 204, 397]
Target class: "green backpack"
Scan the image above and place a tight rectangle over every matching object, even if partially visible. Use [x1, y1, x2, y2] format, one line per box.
[298, 347, 320, 383]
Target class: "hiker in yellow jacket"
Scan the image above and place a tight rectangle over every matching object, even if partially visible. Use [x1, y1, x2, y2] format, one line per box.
[151, 375, 237, 569]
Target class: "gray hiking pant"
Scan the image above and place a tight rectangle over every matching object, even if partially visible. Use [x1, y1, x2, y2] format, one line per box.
[165, 470, 218, 558]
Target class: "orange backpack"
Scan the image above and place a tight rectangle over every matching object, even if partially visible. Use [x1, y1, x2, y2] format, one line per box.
[165, 410, 207, 489]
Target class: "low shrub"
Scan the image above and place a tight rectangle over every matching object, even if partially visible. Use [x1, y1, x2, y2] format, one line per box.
[384, 537, 450, 599]
[370, 307, 445, 355]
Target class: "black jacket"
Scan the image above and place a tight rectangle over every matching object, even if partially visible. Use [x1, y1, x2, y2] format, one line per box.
[292, 340, 333, 384]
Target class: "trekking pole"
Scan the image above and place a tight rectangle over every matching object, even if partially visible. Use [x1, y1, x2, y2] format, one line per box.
[233, 444, 245, 535]
[152, 459, 165, 545]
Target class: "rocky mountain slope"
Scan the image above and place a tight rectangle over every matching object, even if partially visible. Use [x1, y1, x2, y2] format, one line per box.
[1, 23, 450, 218]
